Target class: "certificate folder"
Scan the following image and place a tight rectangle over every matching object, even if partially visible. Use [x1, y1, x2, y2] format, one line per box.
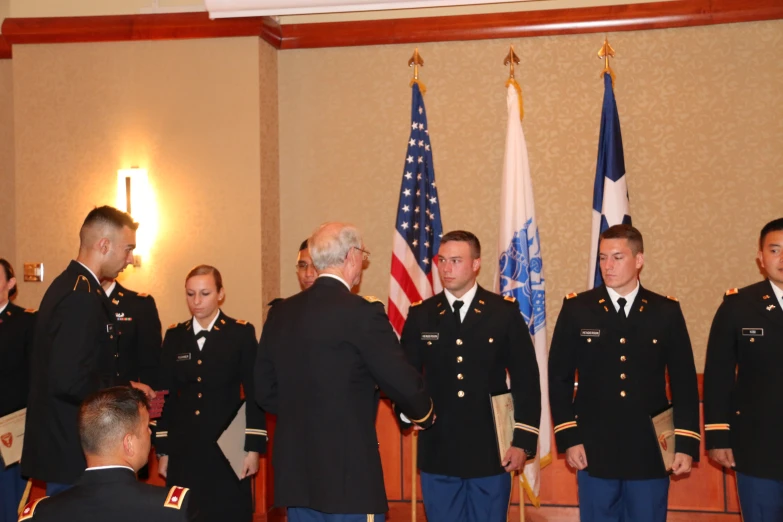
[489, 391, 514, 465]
[650, 405, 676, 473]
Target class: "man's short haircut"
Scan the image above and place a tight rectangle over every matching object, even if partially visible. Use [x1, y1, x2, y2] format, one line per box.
[186, 264, 224, 292]
[759, 218, 783, 249]
[600, 224, 644, 255]
[0, 258, 17, 298]
[299, 239, 309, 252]
[79, 387, 150, 456]
[309, 223, 362, 271]
[440, 230, 481, 259]
[79, 206, 138, 247]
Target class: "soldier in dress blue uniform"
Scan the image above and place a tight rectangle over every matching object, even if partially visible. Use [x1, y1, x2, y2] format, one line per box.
[18, 386, 195, 522]
[256, 222, 434, 522]
[101, 277, 163, 480]
[397, 230, 541, 522]
[156, 265, 265, 522]
[22, 206, 155, 496]
[704, 217, 783, 522]
[549, 224, 700, 522]
[0, 259, 35, 522]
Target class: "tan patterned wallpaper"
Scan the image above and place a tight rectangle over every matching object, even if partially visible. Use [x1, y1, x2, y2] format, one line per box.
[0, 61, 15, 277]
[11, 37, 269, 330]
[278, 20, 783, 370]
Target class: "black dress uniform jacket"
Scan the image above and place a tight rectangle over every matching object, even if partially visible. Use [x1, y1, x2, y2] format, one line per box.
[108, 282, 163, 387]
[156, 311, 265, 522]
[255, 276, 434, 515]
[22, 261, 126, 484]
[703, 281, 783, 481]
[399, 286, 541, 479]
[0, 302, 35, 418]
[549, 285, 701, 479]
[18, 468, 195, 522]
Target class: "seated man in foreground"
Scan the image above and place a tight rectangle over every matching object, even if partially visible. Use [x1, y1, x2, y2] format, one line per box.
[19, 387, 196, 522]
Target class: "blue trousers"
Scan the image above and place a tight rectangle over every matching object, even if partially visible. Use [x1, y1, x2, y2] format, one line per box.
[420, 472, 512, 522]
[736, 472, 783, 522]
[577, 471, 669, 522]
[0, 463, 27, 522]
[287, 508, 385, 522]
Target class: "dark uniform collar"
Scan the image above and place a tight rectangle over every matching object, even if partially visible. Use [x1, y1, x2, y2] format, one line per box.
[314, 275, 352, 293]
[77, 467, 138, 485]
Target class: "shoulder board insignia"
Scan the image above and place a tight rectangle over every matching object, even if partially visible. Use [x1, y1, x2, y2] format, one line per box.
[410, 300, 423, 307]
[164, 486, 189, 510]
[19, 498, 48, 521]
[236, 319, 248, 325]
[364, 296, 383, 304]
[24, 308, 37, 313]
[566, 292, 578, 300]
[137, 292, 149, 298]
[168, 323, 177, 330]
[725, 288, 739, 296]
[504, 296, 517, 303]
[666, 295, 679, 302]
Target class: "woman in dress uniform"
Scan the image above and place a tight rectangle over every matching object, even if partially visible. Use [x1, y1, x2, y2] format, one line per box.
[156, 265, 266, 522]
[0, 259, 36, 522]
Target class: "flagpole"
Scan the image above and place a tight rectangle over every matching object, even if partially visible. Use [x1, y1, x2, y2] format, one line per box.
[407, 48, 424, 522]
[503, 44, 527, 522]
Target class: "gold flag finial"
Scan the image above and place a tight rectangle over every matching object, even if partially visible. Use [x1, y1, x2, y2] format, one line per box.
[504, 45, 520, 80]
[598, 37, 616, 88]
[504, 45, 524, 121]
[408, 48, 426, 93]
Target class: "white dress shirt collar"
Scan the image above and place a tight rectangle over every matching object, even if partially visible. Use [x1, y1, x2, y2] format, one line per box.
[318, 273, 352, 291]
[76, 260, 101, 286]
[0, 302, 7, 315]
[769, 279, 783, 309]
[606, 281, 641, 316]
[193, 310, 221, 335]
[444, 282, 479, 322]
[105, 281, 117, 298]
[85, 465, 135, 472]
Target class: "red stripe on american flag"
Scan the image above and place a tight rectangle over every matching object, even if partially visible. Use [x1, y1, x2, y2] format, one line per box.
[390, 254, 424, 305]
[388, 299, 405, 336]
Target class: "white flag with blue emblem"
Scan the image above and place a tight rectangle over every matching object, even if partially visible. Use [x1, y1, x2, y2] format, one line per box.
[494, 82, 550, 506]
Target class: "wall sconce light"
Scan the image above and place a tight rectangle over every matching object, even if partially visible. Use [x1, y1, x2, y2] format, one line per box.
[117, 167, 158, 268]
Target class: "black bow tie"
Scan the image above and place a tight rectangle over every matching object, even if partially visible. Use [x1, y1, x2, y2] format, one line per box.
[195, 330, 209, 341]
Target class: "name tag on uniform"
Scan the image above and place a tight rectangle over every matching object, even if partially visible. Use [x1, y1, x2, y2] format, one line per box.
[742, 328, 764, 336]
[580, 329, 601, 337]
[421, 332, 440, 341]
[106, 324, 114, 333]
[176, 353, 192, 361]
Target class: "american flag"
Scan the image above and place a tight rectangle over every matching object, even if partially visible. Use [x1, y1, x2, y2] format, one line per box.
[388, 82, 443, 336]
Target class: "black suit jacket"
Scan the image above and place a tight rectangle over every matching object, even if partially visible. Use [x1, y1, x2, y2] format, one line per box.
[399, 286, 541, 478]
[549, 285, 700, 479]
[22, 261, 126, 484]
[255, 276, 433, 515]
[108, 282, 163, 387]
[19, 468, 196, 522]
[703, 280, 783, 480]
[0, 302, 36, 418]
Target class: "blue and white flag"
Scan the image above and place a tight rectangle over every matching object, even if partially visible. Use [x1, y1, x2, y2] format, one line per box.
[495, 82, 550, 506]
[588, 72, 631, 289]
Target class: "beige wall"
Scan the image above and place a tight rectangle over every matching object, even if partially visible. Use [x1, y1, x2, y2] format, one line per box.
[278, 20, 783, 370]
[12, 37, 269, 331]
[0, 60, 15, 278]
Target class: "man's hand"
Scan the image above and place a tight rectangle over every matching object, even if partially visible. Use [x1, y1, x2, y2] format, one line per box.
[671, 452, 693, 475]
[158, 455, 168, 478]
[130, 381, 156, 399]
[566, 444, 588, 470]
[503, 447, 528, 472]
[241, 451, 260, 479]
[708, 448, 735, 469]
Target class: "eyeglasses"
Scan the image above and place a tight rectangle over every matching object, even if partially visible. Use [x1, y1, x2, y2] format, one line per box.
[353, 247, 371, 262]
[296, 262, 314, 272]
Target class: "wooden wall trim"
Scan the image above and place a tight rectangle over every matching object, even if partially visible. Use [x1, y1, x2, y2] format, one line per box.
[1, 0, 781, 54]
[278, 0, 783, 49]
[0, 36, 11, 59]
[0, 12, 276, 46]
